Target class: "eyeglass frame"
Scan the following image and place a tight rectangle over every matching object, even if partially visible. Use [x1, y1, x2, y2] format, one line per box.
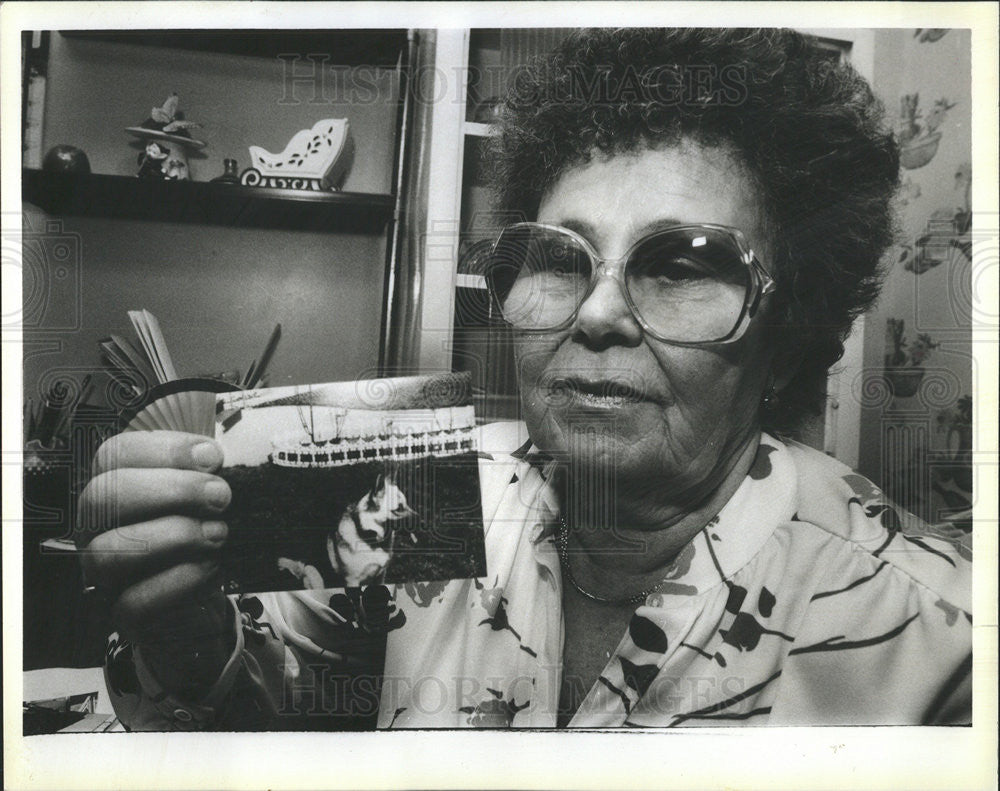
[485, 221, 777, 347]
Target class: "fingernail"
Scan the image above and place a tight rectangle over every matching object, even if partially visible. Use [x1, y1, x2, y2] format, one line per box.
[203, 481, 231, 510]
[191, 442, 223, 469]
[202, 520, 228, 542]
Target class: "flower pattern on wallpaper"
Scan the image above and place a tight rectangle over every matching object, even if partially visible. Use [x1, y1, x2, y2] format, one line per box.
[933, 394, 973, 527]
[898, 161, 972, 274]
[913, 29, 949, 44]
[870, 29, 973, 533]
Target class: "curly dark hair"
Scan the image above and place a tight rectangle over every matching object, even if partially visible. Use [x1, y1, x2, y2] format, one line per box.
[487, 28, 900, 435]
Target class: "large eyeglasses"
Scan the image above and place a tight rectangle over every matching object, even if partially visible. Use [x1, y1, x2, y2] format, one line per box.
[485, 222, 776, 345]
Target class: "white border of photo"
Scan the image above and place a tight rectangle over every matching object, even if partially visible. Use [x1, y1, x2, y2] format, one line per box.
[2, 2, 996, 790]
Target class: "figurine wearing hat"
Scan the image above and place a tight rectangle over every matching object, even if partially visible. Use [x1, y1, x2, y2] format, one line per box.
[128, 93, 206, 180]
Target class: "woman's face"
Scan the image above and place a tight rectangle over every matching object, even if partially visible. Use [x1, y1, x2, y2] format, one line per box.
[516, 141, 777, 503]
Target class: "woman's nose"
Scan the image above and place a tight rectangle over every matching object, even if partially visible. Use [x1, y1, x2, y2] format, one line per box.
[572, 275, 643, 349]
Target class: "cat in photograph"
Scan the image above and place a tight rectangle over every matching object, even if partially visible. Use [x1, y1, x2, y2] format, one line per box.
[277, 472, 419, 589]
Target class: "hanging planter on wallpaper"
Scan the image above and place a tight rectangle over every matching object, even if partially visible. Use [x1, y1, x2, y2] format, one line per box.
[883, 318, 940, 398]
[897, 94, 956, 170]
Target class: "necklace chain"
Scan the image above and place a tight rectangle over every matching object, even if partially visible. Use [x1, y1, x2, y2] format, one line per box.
[556, 517, 665, 606]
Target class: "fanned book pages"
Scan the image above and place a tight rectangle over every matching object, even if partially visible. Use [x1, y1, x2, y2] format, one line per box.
[120, 378, 240, 436]
[214, 372, 487, 594]
[127, 309, 178, 384]
[100, 310, 281, 436]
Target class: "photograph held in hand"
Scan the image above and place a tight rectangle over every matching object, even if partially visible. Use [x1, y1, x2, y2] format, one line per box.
[213, 374, 486, 594]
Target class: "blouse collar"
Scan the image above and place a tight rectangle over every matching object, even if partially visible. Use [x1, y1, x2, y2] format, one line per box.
[514, 433, 797, 607]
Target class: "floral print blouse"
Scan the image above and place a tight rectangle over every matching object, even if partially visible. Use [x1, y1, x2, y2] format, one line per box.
[105, 423, 972, 729]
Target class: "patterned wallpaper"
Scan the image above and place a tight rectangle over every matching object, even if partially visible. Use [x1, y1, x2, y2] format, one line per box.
[858, 29, 973, 530]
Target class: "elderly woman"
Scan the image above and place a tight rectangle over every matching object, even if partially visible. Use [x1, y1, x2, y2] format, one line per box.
[79, 28, 970, 728]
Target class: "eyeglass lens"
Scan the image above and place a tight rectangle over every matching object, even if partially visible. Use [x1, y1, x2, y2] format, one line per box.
[489, 226, 751, 342]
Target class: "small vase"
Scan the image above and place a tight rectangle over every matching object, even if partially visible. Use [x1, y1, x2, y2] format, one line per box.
[212, 158, 241, 185]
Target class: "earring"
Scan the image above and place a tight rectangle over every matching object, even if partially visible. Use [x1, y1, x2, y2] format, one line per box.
[762, 373, 777, 410]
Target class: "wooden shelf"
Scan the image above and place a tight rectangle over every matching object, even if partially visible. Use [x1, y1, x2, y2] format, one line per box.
[59, 29, 409, 68]
[23, 169, 395, 233]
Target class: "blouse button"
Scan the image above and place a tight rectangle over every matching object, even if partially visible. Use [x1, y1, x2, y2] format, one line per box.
[173, 708, 193, 722]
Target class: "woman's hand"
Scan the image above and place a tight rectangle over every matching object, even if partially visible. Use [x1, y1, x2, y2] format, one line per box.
[75, 430, 236, 696]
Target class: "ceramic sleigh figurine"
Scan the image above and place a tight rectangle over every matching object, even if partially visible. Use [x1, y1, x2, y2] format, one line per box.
[241, 118, 352, 191]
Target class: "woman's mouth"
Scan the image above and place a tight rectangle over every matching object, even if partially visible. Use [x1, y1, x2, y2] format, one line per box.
[545, 377, 651, 408]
